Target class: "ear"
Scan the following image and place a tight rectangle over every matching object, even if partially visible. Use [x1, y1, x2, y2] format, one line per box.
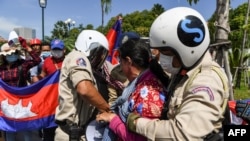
[125, 56, 132, 65]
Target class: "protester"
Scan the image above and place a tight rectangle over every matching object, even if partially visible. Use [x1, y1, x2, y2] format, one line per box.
[35, 39, 65, 141]
[235, 99, 250, 124]
[107, 32, 141, 106]
[38, 39, 65, 79]
[96, 37, 169, 141]
[29, 40, 51, 84]
[0, 36, 41, 141]
[28, 38, 42, 83]
[54, 30, 110, 141]
[122, 7, 230, 141]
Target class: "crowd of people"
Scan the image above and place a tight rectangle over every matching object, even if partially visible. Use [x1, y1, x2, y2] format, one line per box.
[0, 6, 249, 141]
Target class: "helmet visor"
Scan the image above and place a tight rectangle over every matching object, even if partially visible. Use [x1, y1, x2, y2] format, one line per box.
[88, 42, 108, 70]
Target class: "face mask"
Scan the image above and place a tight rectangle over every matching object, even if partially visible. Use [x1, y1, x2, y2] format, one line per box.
[6, 54, 19, 63]
[159, 53, 180, 74]
[51, 50, 64, 59]
[41, 51, 51, 59]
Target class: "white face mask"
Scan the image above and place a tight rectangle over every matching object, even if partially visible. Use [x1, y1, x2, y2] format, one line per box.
[51, 50, 64, 59]
[159, 53, 180, 74]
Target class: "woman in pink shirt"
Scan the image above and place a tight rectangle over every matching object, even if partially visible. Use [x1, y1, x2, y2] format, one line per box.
[96, 37, 169, 141]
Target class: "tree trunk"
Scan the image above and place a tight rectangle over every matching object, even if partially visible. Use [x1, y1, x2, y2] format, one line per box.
[237, 0, 250, 89]
[101, 2, 104, 32]
[213, 0, 234, 100]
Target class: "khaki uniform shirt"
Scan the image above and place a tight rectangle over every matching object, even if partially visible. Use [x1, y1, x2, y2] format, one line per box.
[55, 49, 96, 127]
[107, 64, 129, 105]
[135, 52, 229, 141]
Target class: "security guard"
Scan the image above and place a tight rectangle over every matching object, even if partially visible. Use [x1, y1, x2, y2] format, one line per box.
[127, 7, 229, 141]
[54, 30, 110, 141]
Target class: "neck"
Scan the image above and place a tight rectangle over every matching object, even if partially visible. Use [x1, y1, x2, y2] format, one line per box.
[128, 68, 145, 82]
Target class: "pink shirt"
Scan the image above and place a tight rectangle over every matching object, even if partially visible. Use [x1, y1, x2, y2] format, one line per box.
[109, 115, 146, 141]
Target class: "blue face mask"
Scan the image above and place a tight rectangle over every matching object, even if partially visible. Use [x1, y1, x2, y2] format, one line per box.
[40, 51, 51, 59]
[6, 54, 19, 63]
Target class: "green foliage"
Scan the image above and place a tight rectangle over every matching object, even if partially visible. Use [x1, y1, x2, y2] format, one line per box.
[234, 82, 250, 100]
[187, 0, 200, 6]
[234, 88, 250, 100]
[50, 3, 165, 40]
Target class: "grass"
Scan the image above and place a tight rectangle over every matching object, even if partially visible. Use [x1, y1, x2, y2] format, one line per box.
[233, 84, 250, 100]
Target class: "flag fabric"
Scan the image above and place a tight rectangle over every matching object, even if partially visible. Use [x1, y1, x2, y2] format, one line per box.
[0, 70, 60, 132]
[106, 16, 122, 65]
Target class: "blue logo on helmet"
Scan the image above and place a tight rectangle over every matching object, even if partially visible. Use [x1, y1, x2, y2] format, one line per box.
[177, 15, 205, 47]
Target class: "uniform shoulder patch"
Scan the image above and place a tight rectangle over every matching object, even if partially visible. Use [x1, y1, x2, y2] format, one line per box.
[76, 58, 86, 67]
[191, 86, 214, 101]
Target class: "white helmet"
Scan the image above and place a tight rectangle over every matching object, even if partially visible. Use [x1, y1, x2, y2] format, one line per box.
[75, 30, 109, 69]
[75, 29, 109, 56]
[150, 7, 210, 69]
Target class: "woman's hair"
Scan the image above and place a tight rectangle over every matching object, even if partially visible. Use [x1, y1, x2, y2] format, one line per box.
[118, 38, 150, 69]
[118, 38, 169, 87]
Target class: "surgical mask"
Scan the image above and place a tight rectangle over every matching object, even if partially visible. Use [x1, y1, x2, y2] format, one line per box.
[159, 53, 180, 74]
[41, 51, 51, 59]
[51, 50, 64, 59]
[6, 54, 19, 63]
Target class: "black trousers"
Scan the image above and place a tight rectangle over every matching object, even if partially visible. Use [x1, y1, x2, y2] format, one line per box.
[43, 127, 57, 141]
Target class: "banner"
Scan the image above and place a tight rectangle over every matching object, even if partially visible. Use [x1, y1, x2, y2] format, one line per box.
[0, 71, 60, 132]
[106, 16, 122, 65]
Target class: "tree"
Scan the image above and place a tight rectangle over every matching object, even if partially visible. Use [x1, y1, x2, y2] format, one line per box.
[50, 21, 68, 39]
[187, 0, 234, 99]
[101, 0, 112, 32]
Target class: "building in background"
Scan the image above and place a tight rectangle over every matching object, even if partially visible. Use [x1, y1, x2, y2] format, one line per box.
[14, 27, 36, 40]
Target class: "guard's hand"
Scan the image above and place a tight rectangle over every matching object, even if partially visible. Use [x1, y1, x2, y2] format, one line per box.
[236, 100, 250, 123]
[127, 113, 140, 133]
[18, 36, 27, 49]
[96, 112, 116, 123]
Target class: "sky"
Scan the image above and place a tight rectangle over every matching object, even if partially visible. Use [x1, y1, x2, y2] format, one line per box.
[0, 0, 247, 40]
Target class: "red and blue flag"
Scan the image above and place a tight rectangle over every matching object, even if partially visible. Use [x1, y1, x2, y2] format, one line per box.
[0, 70, 59, 132]
[106, 16, 122, 65]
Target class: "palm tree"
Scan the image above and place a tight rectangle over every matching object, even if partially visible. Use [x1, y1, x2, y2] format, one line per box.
[101, 0, 112, 32]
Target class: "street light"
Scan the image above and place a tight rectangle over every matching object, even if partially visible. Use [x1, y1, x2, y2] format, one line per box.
[64, 18, 76, 32]
[38, 0, 47, 41]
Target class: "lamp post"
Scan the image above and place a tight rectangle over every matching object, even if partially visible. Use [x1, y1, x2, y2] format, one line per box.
[38, 0, 47, 41]
[64, 18, 76, 33]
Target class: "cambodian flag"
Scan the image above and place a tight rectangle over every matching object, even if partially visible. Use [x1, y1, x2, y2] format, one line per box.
[106, 16, 122, 65]
[0, 70, 60, 132]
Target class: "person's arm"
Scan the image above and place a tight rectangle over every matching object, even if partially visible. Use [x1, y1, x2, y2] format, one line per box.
[25, 46, 41, 67]
[77, 80, 110, 113]
[96, 112, 146, 141]
[127, 71, 228, 140]
[19, 37, 41, 76]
